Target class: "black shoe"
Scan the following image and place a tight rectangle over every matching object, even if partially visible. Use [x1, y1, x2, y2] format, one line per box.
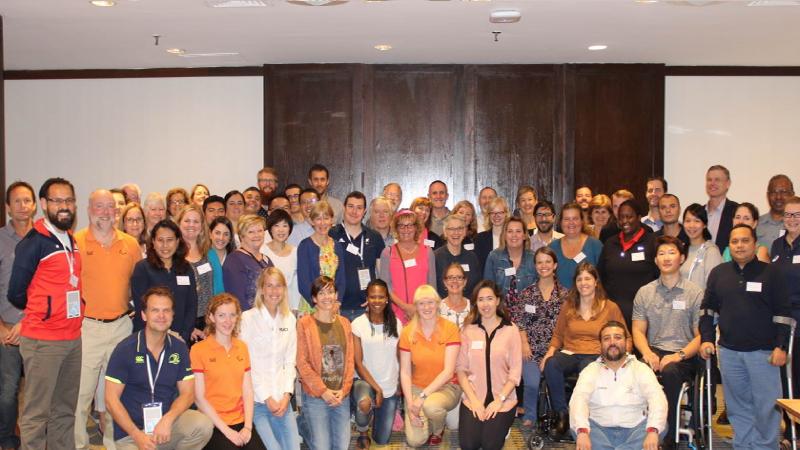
[555, 411, 569, 436]
[717, 408, 729, 425]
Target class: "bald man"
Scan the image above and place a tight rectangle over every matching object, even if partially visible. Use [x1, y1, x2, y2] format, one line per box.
[74, 190, 143, 449]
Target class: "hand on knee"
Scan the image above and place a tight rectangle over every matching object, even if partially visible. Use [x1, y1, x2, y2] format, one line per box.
[358, 398, 372, 415]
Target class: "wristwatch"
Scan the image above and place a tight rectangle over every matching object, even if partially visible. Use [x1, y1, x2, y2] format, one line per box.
[678, 350, 686, 361]
[419, 391, 428, 399]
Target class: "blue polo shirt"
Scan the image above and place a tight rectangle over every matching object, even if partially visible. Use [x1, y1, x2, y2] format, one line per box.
[105, 331, 193, 440]
[329, 224, 386, 311]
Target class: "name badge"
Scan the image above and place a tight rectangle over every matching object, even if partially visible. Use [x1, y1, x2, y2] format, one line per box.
[525, 304, 536, 314]
[66, 290, 81, 319]
[746, 282, 762, 292]
[471, 341, 485, 350]
[346, 243, 360, 256]
[794, 255, 800, 264]
[560, 349, 575, 356]
[631, 252, 645, 262]
[573, 252, 586, 263]
[423, 239, 435, 248]
[70, 274, 79, 288]
[463, 243, 475, 251]
[461, 264, 470, 272]
[142, 402, 163, 434]
[196, 262, 212, 275]
[780, 229, 787, 238]
[504, 267, 516, 277]
[176, 275, 191, 286]
[404, 259, 417, 268]
[672, 300, 686, 310]
[357, 268, 371, 290]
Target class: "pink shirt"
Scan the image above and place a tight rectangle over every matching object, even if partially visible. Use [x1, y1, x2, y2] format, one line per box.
[457, 321, 522, 413]
[387, 243, 432, 324]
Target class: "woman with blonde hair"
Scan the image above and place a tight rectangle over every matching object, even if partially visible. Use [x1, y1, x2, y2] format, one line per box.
[399, 285, 462, 447]
[297, 201, 346, 308]
[223, 214, 273, 310]
[475, 196, 510, 267]
[241, 268, 300, 450]
[452, 200, 479, 244]
[190, 293, 266, 449]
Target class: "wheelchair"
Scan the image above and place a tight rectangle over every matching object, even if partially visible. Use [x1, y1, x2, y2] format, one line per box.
[526, 373, 578, 450]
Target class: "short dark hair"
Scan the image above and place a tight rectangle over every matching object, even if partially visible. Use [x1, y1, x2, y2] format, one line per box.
[283, 183, 303, 195]
[533, 200, 556, 215]
[599, 320, 627, 339]
[655, 235, 686, 258]
[659, 193, 680, 206]
[6, 181, 35, 205]
[141, 286, 175, 311]
[647, 176, 668, 193]
[707, 165, 731, 180]
[768, 174, 794, 193]
[737, 202, 760, 221]
[731, 222, 757, 241]
[266, 208, 294, 237]
[308, 164, 329, 179]
[466, 280, 510, 326]
[300, 188, 319, 199]
[224, 190, 244, 204]
[344, 191, 367, 208]
[428, 180, 447, 190]
[310, 275, 336, 300]
[203, 195, 226, 212]
[618, 199, 643, 217]
[38, 177, 74, 200]
[243, 186, 260, 195]
[110, 188, 124, 196]
[268, 194, 289, 208]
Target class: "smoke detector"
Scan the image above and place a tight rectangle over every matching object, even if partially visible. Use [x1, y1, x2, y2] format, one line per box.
[490, 10, 521, 23]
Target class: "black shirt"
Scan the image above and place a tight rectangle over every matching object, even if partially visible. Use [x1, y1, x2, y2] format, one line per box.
[700, 259, 791, 352]
[770, 235, 800, 313]
[654, 224, 690, 250]
[434, 246, 481, 299]
[329, 224, 386, 311]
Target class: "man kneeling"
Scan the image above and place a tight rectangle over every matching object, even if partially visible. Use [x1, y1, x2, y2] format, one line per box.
[105, 287, 213, 449]
[569, 321, 667, 450]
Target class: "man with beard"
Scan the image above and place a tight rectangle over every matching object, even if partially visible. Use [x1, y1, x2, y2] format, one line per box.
[308, 163, 344, 224]
[530, 200, 563, 252]
[73, 190, 142, 450]
[641, 177, 666, 233]
[570, 321, 667, 450]
[243, 186, 268, 220]
[476, 186, 497, 233]
[256, 166, 279, 212]
[8, 177, 83, 450]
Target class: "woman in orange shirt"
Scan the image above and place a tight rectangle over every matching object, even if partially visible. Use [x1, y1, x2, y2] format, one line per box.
[190, 293, 266, 450]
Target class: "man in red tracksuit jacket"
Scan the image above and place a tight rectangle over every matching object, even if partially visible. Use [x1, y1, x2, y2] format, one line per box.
[8, 177, 83, 450]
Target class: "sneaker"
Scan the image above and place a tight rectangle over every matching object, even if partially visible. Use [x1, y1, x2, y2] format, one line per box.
[428, 431, 444, 446]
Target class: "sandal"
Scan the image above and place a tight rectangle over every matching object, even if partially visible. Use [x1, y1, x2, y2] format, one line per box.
[356, 434, 371, 449]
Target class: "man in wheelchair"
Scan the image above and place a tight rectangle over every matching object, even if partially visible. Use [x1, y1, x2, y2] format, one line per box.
[569, 321, 667, 450]
[631, 235, 704, 449]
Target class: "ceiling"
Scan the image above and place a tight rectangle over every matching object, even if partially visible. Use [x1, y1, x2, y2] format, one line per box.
[2, 0, 799, 71]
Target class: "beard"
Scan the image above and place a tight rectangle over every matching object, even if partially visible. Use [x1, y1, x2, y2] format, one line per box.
[603, 345, 624, 362]
[537, 221, 553, 233]
[48, 209, 75, 231]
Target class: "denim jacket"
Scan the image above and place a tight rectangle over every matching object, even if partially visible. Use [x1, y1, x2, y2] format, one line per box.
[483, 248, 537, 296]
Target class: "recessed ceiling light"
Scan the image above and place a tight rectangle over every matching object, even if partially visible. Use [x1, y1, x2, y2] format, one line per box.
[635, 0, 658, 3]
[90, 0, 116, 6]
[206, 0, 271, 7]
[374, 44, 392, 51]
[588, 44, 608, 51]
[166, 48, 186, 55]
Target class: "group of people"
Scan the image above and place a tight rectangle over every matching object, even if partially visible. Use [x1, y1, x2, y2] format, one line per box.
[0, 162, 797, 450]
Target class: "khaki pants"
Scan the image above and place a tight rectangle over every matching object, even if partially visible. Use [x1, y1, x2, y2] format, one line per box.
[75, 316, 133, 450]
[404, 383, 461, 448]
[19, 336, 82, 450]
[114, 409, 213, 450]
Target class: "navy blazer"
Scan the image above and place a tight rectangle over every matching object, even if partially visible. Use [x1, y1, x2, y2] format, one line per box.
[713, 199, 739, 253]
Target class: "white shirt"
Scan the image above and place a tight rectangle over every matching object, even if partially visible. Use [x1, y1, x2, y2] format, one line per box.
[261, 244, 301, 311]
[569, 354, 667, 433]
[240, 306, 297, 403]
[351, 314, 402, 397]
[705, 198, 726, 244]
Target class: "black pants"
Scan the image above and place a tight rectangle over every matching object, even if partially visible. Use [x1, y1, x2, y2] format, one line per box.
[650, 348, 697, 443]
[203, 422, 267, 450]
[458, 402, 516, 450]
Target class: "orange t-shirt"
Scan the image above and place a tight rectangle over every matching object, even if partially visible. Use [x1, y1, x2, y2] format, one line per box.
[75, 228, 142, 319]
[190, 335, 251, 425]
[398, 317, 461, 388]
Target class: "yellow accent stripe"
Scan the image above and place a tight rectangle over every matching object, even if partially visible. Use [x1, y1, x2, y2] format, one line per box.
[105, 376, 123, 384]
[182, 374, 195, 381]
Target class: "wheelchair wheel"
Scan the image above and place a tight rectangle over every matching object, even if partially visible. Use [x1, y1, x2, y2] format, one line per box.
[527, 433, 545, 450]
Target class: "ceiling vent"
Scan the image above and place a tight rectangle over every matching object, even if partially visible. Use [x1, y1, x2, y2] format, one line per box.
[287, 0, 349, 5]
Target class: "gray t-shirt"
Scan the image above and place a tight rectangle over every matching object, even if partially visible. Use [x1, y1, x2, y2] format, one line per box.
[0, 224, 24, 324]
[632, 277, 703, 353]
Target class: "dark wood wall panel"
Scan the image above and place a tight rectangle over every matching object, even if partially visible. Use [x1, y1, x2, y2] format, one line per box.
[567, 64, 665, 207]
[264, 64, 361, 199]
[366, 65, 464, 201]
[468, 65, 563, 208]
[263, 63, 665, 209]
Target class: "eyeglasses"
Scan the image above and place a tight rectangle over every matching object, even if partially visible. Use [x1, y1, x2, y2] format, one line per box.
[125, 217, 144, 224]
[300, 199, 318, 206]
[46, 197, 76, 206]
[445, 227, 465, 232]
[784, 212, 800, 219]
[445, 275, 465, 282]
[169, 200, 186, 206]
[287, 194, 300, 199]
[535, 212, 554, 218]
[397, 223, 416, 229]
[258, 178, 278, 184]
[490, 211, 506, 216]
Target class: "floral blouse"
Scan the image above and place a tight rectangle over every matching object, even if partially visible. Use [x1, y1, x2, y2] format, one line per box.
[319, 239, 339, 280]
[510, 280, 569, 363]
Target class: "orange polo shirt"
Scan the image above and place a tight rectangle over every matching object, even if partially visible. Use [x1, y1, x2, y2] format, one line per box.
[398, 317, 461, 388]
[75, 227, 142, 320]
[190, 335, 251, 425]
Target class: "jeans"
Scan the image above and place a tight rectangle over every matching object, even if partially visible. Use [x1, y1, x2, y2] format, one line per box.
[352, 379, 399, 445]
[339, 308, 364, 324]
[587, 418, 651, 450]
[543, 352, 597, 412]
[521, 358, 541, 423]
[300, 391, 351, 450]
[0, 343, 22, 449]
[253, 402, 300, 450]
[718, 347, 782, 449]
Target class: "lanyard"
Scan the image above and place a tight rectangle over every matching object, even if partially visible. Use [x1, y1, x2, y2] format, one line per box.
[343, 225, 366, 266]
[145, 337, 166, 403]
[688, 242, 709, 281]
[43, 220, 77, 284]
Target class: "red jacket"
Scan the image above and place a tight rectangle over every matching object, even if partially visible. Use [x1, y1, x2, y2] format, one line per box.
[8, 219, 83, 340]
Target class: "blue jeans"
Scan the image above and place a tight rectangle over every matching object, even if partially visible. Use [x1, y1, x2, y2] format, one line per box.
[0, 343, 22, 449]
[253, 402, 300, 450]
[339, 308, 364, 323]
[301, 391, 351, 450]
[352, 379, 399, 445]
[718, 347, 782, 449]
[587, 418, 652, 450]
[522, 358, 541, 423]
[543, 352, 597, 412]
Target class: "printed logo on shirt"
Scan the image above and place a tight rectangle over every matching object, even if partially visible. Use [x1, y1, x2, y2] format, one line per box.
[135, 355, 145, 364]
[168, 353, 181, 365]
[279, 327, 289, 332]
